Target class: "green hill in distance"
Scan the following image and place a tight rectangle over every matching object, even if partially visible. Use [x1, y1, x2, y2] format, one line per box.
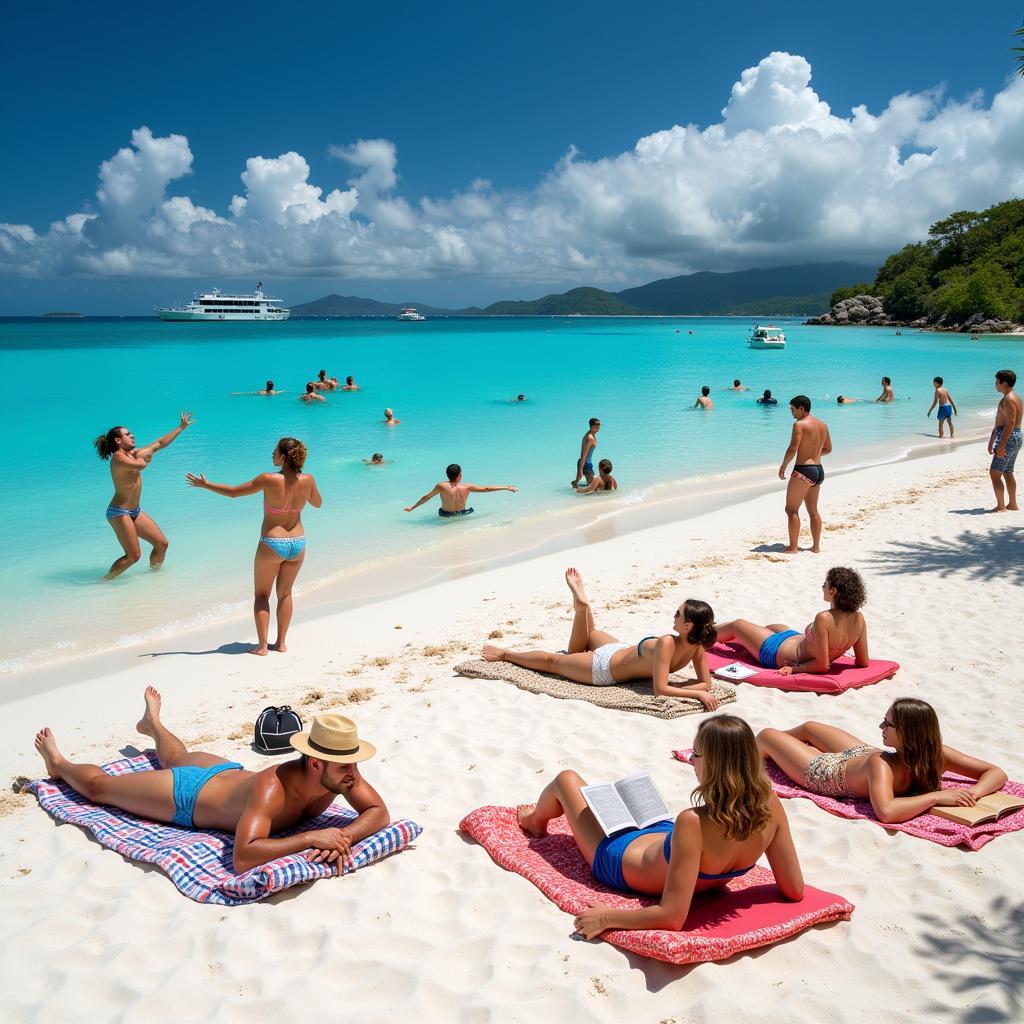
[290, 294, 457, 316]
[464, 287, 642, 316]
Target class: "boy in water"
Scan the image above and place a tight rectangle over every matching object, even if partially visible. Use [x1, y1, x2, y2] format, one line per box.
[927, 376, 958, 438]
[404, 464, 517, 517]
[694, 386, 713, 409]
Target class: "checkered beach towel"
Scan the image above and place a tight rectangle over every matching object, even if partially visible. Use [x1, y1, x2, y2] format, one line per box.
[26, 752, 423, 906]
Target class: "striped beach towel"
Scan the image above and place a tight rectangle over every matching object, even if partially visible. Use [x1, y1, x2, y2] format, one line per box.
[26, 751, 422, 905]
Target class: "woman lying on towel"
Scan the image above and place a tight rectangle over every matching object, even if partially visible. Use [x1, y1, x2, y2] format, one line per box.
[518, 715, 804, 938]
[757, 698, 1007, 823]
[481, 568, 720, 707]
[715, 566, 869, 674]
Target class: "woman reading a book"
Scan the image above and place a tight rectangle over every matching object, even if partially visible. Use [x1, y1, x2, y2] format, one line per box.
[481, 568, 721, 707]
[714, 566, 869, 674]
[756, 698, 1008, 823]
[518, 715, 805, 939]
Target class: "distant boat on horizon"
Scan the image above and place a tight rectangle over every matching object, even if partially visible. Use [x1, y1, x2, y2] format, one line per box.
[748, 324, 786, 349]
[397, 306, 426, 321]
[155, 284, 290, 321]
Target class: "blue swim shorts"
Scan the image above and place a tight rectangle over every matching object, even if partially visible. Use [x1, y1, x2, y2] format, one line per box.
[170, 761, 244, 827]
[758, 629, 800, 669]
[937, 404, 953, 420]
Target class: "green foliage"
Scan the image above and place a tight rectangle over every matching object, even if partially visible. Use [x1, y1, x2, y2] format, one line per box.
[832, 199, 1024, 323]
[481, 287, 642, 316]
[830, 283, 874, 306]
[1014, 23, 1024, 78]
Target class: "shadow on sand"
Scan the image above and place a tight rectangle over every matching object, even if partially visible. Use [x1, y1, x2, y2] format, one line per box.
[867, 526, 1024, 587]
[140, 641, 255, 658]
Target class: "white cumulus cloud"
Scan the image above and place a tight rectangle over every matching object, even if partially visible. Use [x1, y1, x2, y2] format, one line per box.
[3, 52, 1024, 286]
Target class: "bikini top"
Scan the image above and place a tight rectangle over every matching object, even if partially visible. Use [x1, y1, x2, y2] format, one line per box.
[264, 502, 303, 514]
[804, 623, 850, 662]
[652, 821, 756, 880]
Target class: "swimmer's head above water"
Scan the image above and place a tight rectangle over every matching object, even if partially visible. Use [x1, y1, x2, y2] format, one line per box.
[516, 394, 525, 402]
[446, 463, 462, 482]
[265, 380, 274, 391]
[370, 452, 384, 464]
[701, 386, 710, 397]
[598, 458, 613, 475]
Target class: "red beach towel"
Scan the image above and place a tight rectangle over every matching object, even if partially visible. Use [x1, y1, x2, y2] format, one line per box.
[706, 641, 899, 693]
[459, 805, 853, 966]
[673, 749, 1024, 850]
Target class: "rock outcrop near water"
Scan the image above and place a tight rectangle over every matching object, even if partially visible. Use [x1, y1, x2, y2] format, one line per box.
[806, 294, 1022, 333]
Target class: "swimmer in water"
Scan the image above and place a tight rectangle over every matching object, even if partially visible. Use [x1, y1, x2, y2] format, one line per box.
[694, 386, 713, 410]
[232, 380, 284, 396]
[300, 383, 326, 404]
[317, 370, 338, 392]
[574, 458, 617, 493]
[342, 376, 361, 391]
[383, 408, 401, 425]
[757, 389, 778, 406]
[836, 395, 859, 404]
[404, 463, 516, 518]
[363, 453, 386, 466]
[727, 379, 750, 392]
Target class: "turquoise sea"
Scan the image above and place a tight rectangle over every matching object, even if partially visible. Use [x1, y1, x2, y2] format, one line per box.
[3, 315, 1015, 674]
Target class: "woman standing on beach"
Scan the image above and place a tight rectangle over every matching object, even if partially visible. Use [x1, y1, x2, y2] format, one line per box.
[519, 715, 804, 938]
[95, 411, 193, 579]
[186, 437, 322, 656]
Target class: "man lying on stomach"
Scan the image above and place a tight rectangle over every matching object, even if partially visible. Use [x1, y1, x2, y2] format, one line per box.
[34, 688, 389, 873]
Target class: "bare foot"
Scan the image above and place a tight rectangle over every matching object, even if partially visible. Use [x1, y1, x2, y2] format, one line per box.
[1009, 504, 1020, 511]
[34, 728, 66, 781]
[988, 506, 1007, 514]
[782, 547, 799, 554]
[270, 641, 288, 653]
[564, 567, 589, 609]
[136, 686, 162, 736]
[482, 644, 506, 662]
[810, 546, 821, 554]
[249, 646, 270, 656]
[517, 804, 546, 838]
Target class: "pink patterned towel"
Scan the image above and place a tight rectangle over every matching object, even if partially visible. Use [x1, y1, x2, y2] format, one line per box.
[706, 641, 898, 693]
[459, 805, 853, 966]
[673, 749, 1024, 851]
[27, 752, 422, 905]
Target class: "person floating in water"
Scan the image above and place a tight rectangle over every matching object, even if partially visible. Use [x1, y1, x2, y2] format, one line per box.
[778, 395, 831, 554]
[404, 463, 517, 517]
[363, 453, 386, 466]
[727, 379, 749, 392]
[571, 417, 601, 488]
[300, 383, 326, 404]
[927, 376, 958, 438]
[187, 436, 322, 656]
[33, 689, 389, 874]
[383, 407, 401, 425]
[574, 458, 617, 493]
[232, 380, 283, 396]
[836, 395, 859, 404]
[694, 386, 713, 410]
[875, 377, 895, 403]
[94, 410, 194, 579]
[342, 376, 360, 391]
[515, 394, 526, 402]
[757, 389, 778, 406]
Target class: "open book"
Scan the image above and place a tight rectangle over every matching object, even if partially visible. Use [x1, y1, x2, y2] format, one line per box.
[712, 661, 760, 681]
[581, 773, 671, 837]
[930, 791, 1024, 827]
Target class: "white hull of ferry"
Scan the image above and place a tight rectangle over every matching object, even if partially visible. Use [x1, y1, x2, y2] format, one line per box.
[157, 309, 290, 321]
[748, 338, 786, 350]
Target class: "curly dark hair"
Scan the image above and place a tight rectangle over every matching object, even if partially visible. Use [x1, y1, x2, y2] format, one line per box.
[825, 566, 866, 612]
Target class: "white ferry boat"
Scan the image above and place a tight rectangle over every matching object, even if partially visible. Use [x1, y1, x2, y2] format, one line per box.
[155, 284, 289, 321]
[397, 306, 426, 321]
[748, 324, 786, 349]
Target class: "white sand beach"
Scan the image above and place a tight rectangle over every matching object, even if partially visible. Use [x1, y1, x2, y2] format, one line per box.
[2, 439, 1021, 1021]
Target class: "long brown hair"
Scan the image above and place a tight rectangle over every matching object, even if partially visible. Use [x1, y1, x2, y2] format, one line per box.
[691, 715, 773, 840]
[277, 437, 307, 473]
[890, 698, 943, 792]
[94, 426, 127, 460]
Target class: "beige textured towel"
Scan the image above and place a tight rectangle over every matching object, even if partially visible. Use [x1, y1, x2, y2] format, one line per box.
[454, 660, 736, 719]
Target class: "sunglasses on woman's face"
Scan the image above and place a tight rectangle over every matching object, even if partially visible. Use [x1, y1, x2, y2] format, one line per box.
[880, 718, 896, 729]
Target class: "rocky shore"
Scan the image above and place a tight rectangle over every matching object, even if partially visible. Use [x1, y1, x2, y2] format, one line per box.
[805, 294, 1023, 333]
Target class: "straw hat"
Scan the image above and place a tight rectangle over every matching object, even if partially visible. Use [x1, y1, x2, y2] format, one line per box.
[289, 714, 376, 763]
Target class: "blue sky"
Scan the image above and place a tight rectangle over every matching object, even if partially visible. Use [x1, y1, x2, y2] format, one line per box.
[1, 1, 1022, 312]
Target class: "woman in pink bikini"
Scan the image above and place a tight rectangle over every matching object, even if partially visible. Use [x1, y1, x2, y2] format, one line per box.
[186, 437, 322, 655]
[714, 566, 869, 675]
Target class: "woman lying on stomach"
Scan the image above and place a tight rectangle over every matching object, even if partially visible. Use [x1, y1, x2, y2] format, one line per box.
[519, 715, 804, 938]
[481, 568, 720, 708]
[715, 566, 868, 674]
[757, 698, 1007, 823]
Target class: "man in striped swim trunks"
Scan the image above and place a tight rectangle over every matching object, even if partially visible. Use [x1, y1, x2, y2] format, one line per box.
[989, 368, 1022, 513]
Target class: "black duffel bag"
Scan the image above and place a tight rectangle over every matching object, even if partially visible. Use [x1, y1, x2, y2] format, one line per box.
[254, 705, 303, 754]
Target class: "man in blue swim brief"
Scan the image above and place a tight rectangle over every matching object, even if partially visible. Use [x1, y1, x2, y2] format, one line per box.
[572, 417, 601, 488]
[33, 688, 391, 874]
[404, 463, 517, 517]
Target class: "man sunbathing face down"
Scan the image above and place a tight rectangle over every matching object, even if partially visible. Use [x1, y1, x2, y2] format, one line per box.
[481, 567, 721, 708]
[33, 689, 390, 873]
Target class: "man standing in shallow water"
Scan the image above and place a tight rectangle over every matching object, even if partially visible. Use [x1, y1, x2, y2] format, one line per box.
[404, 463, 517, 517]
[571, 417, 601, 488]
[989, 368, 1022, 512]
[778, 395, 832, 554]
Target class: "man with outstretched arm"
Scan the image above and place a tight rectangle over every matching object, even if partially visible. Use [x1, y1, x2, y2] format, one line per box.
[778, 395, 832, 554]
[33, 689, 389, 874]
[404, 463, 517, 518]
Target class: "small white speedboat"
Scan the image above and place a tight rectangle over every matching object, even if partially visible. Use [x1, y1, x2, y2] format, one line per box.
[748, 325, 786, 349]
